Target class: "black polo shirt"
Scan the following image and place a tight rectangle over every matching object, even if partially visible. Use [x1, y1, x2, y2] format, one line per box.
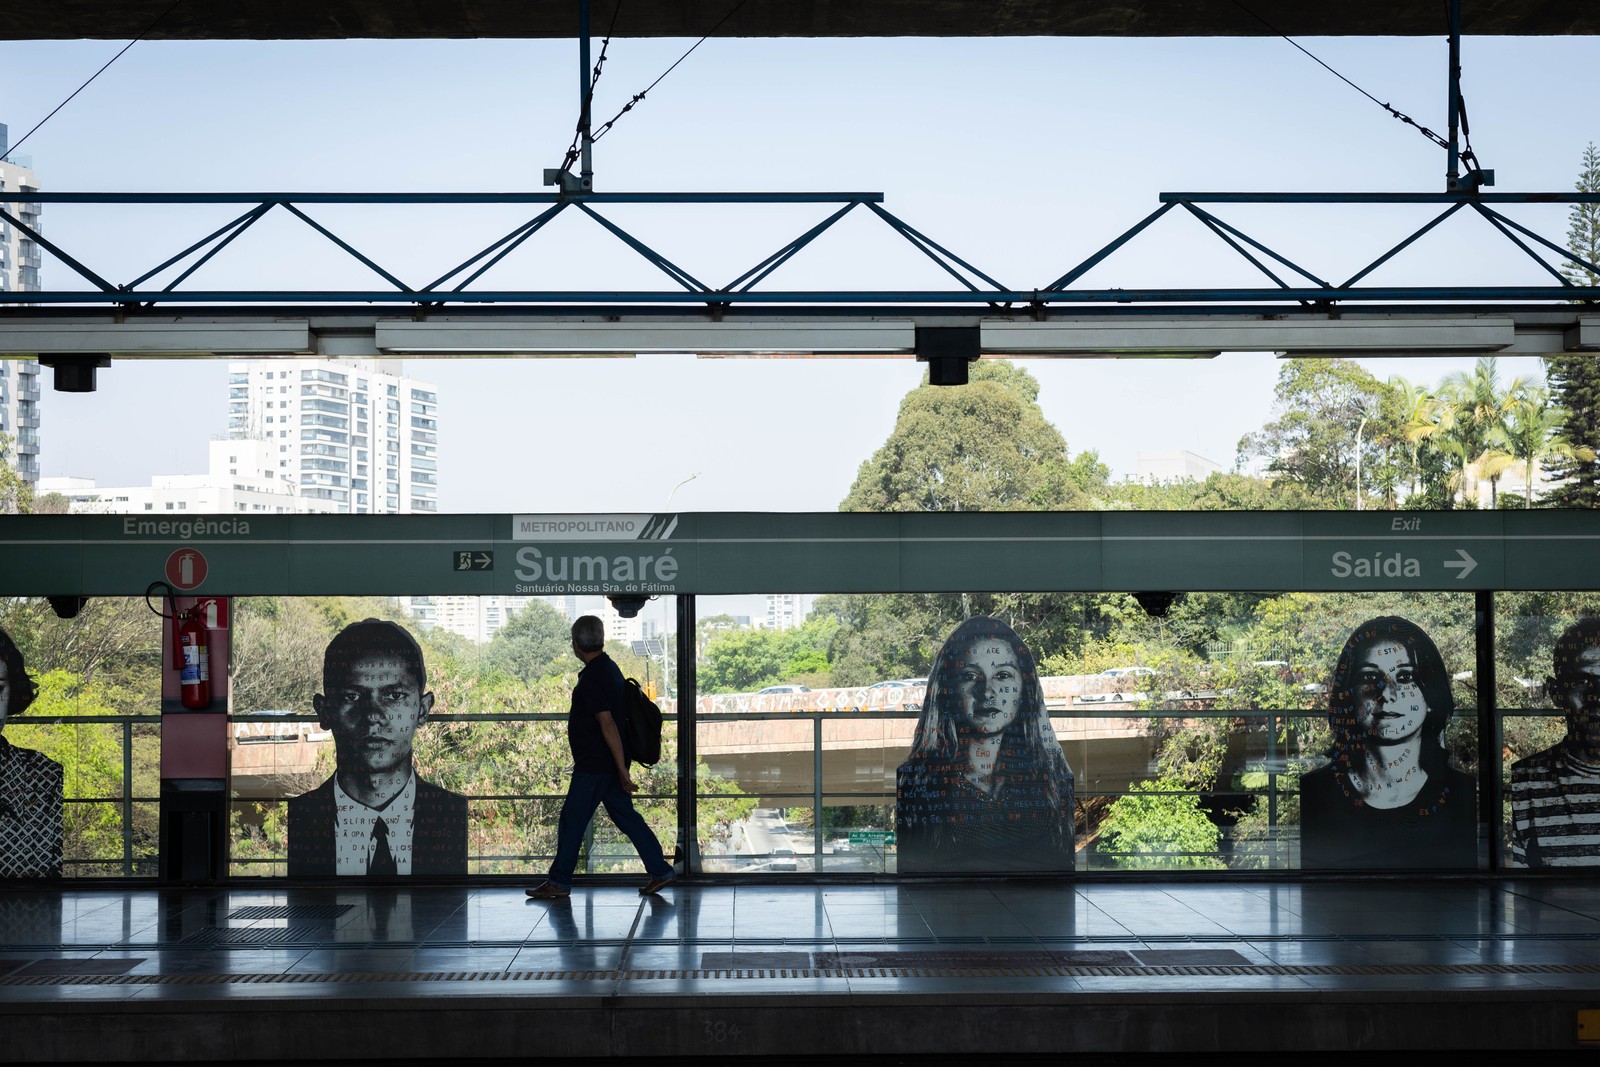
[569, 651, 627, 774]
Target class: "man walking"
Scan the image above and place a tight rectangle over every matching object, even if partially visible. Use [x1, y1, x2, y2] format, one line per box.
[528, 615, 677, 898]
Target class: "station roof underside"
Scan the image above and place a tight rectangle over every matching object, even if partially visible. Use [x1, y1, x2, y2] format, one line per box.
[4, 1, 1597, 42]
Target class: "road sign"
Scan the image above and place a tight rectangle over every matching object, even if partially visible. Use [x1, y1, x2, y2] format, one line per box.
[849, 830, 893, 846]
[454, 550, 493, 571]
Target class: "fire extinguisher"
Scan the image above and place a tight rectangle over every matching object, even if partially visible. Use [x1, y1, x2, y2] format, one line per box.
[176, 607, 212, 710]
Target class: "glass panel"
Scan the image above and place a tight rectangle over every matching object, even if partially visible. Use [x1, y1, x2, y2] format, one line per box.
[696, 589, 1482, 876]
[227, 595, 682, 879]
[0, 597, 162, 879]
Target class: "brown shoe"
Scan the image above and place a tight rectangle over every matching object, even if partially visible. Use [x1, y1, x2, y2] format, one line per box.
[526, 882, 570, 899]
[640, 872, 677, 896]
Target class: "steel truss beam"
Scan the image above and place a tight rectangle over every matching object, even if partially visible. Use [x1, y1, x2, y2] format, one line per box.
[0, 190, 1597, 322]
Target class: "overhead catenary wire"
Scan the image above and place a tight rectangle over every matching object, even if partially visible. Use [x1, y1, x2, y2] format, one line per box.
[0, 0, 185, 164]
[1229, 0, 1452, 154]
[556, 0, 753, 180]
[588, 0, 753, 145]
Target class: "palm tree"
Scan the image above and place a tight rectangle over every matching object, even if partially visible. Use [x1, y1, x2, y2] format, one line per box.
[1393, 375, 1446, 501]
[1501, 387, 1597, 507]
[1437, 357, 1527, 507]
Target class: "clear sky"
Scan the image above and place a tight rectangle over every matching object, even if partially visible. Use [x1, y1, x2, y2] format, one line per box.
[0, 32, 1593, 512]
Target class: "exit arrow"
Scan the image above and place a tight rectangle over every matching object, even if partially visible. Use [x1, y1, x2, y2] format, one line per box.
[1443, 548, 1477, 580]
[476, 553, 493, 568]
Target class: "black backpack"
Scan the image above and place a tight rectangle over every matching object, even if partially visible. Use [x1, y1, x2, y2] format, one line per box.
[622, 677, 664, 766]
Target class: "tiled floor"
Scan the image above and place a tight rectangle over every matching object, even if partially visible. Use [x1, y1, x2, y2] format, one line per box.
[5, 877, 1600, 1057]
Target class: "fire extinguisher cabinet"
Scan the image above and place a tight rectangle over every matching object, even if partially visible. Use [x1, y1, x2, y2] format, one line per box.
[158, 596, 231, 883]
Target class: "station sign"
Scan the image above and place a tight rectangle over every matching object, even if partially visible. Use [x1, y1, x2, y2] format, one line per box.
[0, 510, 1593, 596]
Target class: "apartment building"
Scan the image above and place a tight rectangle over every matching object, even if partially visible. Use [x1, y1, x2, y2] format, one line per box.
[227, 357, 438, 514]
[0, 123, 44, 486]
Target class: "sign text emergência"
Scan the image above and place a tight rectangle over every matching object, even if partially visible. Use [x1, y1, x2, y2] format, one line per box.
[122, 518, 251, 538]
[513, 546, 678, 594]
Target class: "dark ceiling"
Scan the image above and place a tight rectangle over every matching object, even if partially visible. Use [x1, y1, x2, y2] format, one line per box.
[4, 1, 1597, 41]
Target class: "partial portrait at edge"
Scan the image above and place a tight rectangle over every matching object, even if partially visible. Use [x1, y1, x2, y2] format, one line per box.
[1510, 618, 1600, 867]
[0, 626, 63, 879]
[895, 616, 1075, 873]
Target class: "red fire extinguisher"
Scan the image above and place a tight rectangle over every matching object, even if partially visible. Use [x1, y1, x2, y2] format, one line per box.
[176, 607, 212, 710]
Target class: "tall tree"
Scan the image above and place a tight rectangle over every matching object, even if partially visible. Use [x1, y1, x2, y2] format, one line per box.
[1236, 359, 1398, 506]
[827, 361, 1102, 684]
[1438, 356, 1526, 507]
[1500, 387, 1595, 508]
[841, 361, 1089, 512]
[481, 598, 575, 683]
[1544, 143, 1600, 506]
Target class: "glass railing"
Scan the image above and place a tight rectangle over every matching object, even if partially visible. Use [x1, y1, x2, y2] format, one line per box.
[228, 711, 682, 878]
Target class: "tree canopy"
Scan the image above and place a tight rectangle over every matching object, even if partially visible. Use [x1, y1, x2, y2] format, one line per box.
[1236, 358, 1401, 507]
[841, 360, 1090, 512]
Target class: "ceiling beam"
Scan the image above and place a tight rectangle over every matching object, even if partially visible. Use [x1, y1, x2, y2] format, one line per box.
[4, 1, 1598, 42]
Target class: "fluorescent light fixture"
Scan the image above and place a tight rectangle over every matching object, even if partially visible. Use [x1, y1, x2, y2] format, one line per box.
[375, 320, 916, 356]
[0, 313, 1577, 361]
[0, 322, 312, 357]
[984, 316, 1516, 357]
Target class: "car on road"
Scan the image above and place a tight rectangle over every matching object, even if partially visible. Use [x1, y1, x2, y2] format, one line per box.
[1099, 666, 1156, 678]
[867, 678, 925, 690]
[771, 847, 798, 872]
[1078, 667, 1155, 704]
[756, 684, 812, 694]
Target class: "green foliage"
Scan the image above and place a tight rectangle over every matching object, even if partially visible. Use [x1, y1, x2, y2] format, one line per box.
[1561, 142, 1600, 288]
[840, 360, 1090, 512]
[1098, 780, 1223, 870]
[231, 597, 333, 713]
[1236, 358, 1402, 507]
[699, 629, 788, 693]
[480, 598, 573, 683]
[7, 669, 156, 867]
[1104, 472, 1320, 511]
[0, 431, 33, 515]
[697, 614, 841, 692]
[1541, 144, 1600, 506]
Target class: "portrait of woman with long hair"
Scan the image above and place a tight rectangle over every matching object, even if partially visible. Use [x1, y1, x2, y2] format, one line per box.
[895, 616, 1075, 873]
[1299, 615, 1476, 869]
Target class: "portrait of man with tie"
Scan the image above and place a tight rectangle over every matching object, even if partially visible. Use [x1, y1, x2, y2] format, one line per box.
[287, 619, 467, 877]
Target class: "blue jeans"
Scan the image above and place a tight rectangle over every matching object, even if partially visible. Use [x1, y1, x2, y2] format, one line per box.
[547, 771, 673, 888]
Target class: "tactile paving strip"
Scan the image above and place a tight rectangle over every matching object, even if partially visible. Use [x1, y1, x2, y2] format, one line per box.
[3, 960, 1599, 986]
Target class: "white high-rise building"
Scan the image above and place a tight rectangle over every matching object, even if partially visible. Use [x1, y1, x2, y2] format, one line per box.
[431, 595, 535, 644]
[598, 599, 645, 646]
[765, 593, 802, 631]
[226, 357, 438, 514]
[0, 123, 43, 487]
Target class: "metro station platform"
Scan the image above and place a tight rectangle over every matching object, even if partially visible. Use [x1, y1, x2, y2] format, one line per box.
[4, 877, 1600, 1061]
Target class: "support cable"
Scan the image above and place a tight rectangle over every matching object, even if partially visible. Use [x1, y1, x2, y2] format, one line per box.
[1230, 0, 1450, 153]
[556, 1, 625, 179]
[0, 0, 185, 163]
[587, 0, 752, 146]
